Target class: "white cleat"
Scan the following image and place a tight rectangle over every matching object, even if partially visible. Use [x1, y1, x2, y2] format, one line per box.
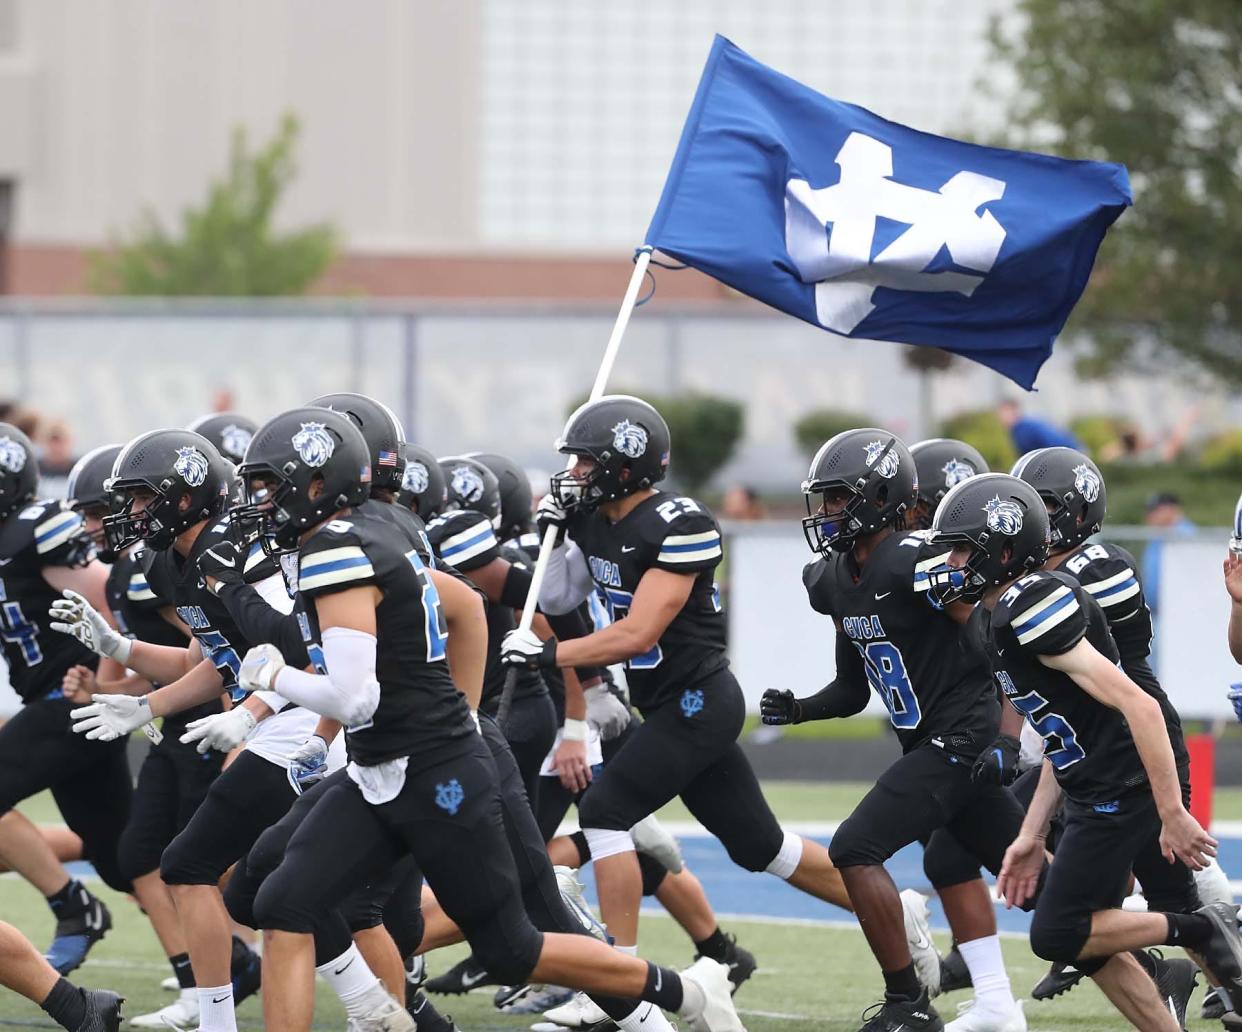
[630, 814, 684, 874]
[679, 957, 746, 1032]
[945, 998, 1026, 1032]
[130, 992, 199, 1028]
[159, 976, 179, 992]
[346, 993, 417, 1032]
[536, 991, 615, 1030]
[900, 888, 942, 998]
[554, 866, 608, 942]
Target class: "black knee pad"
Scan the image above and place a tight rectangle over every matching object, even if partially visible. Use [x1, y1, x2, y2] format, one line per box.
[827, 816, 884, 869]
[721, 828, 783, 873]
[575, 784, 632, 833]
[1028, 908, 1092, 965]
[86, 849, 133, 895]
[341, 887, 386, 933]
[638, 852, 668, 896]
[922, 830, 983, 890]
[1144, 881, 1201, 916]
[569, 830, 592, 866]
[160, 829, 222, 887]
[462, 900, 545, 985]
[116, 825, 161, 886]
[252, 870, 317, 935]
[223, 869, 259, 930]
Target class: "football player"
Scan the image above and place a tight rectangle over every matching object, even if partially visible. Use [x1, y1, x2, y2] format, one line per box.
[499, 397, 859, 965]
[62, 443, 225, 1028]
[0, 423, 124, 975]
[223, 407, 744, 1032]
[50, 428, 340, 1032]
[0, 919, 123, 1032]
[1013, 447, 1226, 1015]
[761, 429, 1030, 1032]
[930, 473, 1242, 1031]
[186, 413, 258, 467]
[396, 444, 447, 523]
[906, 440, 989, 531]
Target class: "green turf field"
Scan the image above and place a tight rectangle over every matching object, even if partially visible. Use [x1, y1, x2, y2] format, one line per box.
[1, 783, 1231, 1030]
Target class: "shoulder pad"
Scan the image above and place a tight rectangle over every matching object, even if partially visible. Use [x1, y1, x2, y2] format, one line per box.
[298, 519, 376, 594]
[1062, 543, 1142, 613]
[647, 496, 722, 570]
[425, 510, 498, 568]
[996, 571, 1086, 652]
[803, 558, 835, 616]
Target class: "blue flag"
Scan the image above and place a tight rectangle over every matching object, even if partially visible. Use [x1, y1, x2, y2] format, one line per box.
[645, 36, 1132, 389]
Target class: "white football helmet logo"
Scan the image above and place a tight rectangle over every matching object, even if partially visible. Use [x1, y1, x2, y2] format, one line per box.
[1072, 463, 1101, 504]
[0, 436, 27, 474]
[611, 420, 648, 459]
[864, 440, 900, 479]
[450, 465, 484, 503]
[941, 458, 977, 489]
[403, 461, 430, 495]
[291, 422, 335, 468]
[983, 496, 1024, 534]
[219, 424, 253, 463]
[174, 446, 209, 487]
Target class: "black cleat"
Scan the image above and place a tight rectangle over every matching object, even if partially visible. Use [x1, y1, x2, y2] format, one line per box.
[406, 988, 456, 1032]
[937, 944, 972, 994]
[856, 989, 942, 1032]
[44, 885, 112, 975]
[77, 988, 123, 1032]
[1194, 900, 1242, 1024]
[1146, 949, 1198, 1031]
[1031, 961, 1084, 1000]
[696, 932, 757, 995]
[229, 935, 262, 1005]
[425, 954, 497, 995]
[1202, 985, 1227, 1020]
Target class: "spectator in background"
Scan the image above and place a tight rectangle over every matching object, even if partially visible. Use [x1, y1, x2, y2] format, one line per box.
[995, 398, 1081, 454]
[1142, 491, 1196, 666]
[1098, 404, 1200, 464]
[35, 420, 77, 499]
[720, 483, 766, 521]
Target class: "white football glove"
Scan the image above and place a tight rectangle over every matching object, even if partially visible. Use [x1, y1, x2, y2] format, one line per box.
[180, 707, 258, 755]
[584, 683, 630, 740]
[239, 644, 286, 694]
[534, 493, 568, 544]
[70, 694, 152, 741]
[287, 734, 329, 791]
[500, 627, 555, 669]
[49, 590, 131, 663]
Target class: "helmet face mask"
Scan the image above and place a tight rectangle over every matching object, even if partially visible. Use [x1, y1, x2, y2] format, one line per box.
[105, 485, 180, 554]
[801, 484, 871, 556]
[230, 465, 303, 556]
[550, 455, 610, 514]
[553, 396, 670, 515]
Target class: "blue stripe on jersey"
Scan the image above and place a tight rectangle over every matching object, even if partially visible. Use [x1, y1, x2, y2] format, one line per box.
[301, 555, 372, 577]
[35, 512, 80, 542]
[439, 525, 494, 558]
[659, 538, 721, 553]
[1094, 576, 1138, 600]
[1012, 591, 1077, 639]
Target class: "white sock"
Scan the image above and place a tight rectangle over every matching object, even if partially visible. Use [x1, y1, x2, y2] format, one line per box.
[958, 935, 1015, 1013]
[615, 943, 639, 956]
[316, 944, 383, 1019]
[197, 984, 236, 1032]
[617, 1002, 677, 1032]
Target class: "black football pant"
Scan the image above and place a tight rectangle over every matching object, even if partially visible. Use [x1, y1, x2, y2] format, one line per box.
[1029, 785, 1200, 973]
[496, 691, 558, 813]
[830, 742, 1033, 905]
[575, 667, 786, 873]
[0, 697, 133, 893]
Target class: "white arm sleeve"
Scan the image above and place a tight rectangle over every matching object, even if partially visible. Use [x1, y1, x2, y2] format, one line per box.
[252, 570, 297, 713]
[272, 627, 380, 727]
[537, 540, 594, 615]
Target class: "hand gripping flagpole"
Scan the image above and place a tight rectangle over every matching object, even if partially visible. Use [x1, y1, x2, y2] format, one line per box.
[496, 245, 654, 727]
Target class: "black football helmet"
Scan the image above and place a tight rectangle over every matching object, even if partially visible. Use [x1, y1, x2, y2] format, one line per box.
[907, 438, 989, 530]
[398, 443, 446, 519]
[468, 452, 532, 538]
[0, 423, 39, 521]
[926, 473, 1050, 605]
[186, 412, 258, 465]
[551, 395, 670, 513]
[308, 393, 406, 494]
[1011, 447, 1106, 552]
[439, 456, 501, 526]
[66, 443, 124, 558]
[105, 430, 232, 552]
[233, 407, 372, 552]
[801, 428, 916, 556]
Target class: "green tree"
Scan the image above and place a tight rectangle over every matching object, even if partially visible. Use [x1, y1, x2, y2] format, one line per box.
[792, 408, 876, 458]
[90, 113, 338, 296]
[988, 2, 1242, 382]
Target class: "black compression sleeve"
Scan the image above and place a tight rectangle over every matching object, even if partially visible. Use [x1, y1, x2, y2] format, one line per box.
[797, 635, 870, 721]
[216, 583, 311, 668]
[501, 562, 533, 610]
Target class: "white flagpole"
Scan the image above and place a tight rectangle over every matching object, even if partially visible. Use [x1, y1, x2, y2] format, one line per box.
[497, 246, 653, 725]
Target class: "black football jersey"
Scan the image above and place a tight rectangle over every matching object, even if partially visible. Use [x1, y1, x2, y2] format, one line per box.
[296, 508, 476, 767]
[978, 569, 1147, 804]
[106, 548, 221, 728]
[425, 509, 547, 714]
[804, 531, 998, 753]
[565, 492, 727, 713]
[0, 500, 98, 702]
[144, 516, 304, 699]
[1057, 541, 1188, 771]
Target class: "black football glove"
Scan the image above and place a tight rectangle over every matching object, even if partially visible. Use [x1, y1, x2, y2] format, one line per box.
[760, 688, 803, 726]
[197, 540, 245, 593]
[970, 733, 1021, 786]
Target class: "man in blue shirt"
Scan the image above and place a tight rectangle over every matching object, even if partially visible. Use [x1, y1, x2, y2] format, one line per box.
[996, 399, 1082, 454]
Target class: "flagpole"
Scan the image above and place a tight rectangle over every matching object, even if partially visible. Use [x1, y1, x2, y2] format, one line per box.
[497, 245, 653, 727]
